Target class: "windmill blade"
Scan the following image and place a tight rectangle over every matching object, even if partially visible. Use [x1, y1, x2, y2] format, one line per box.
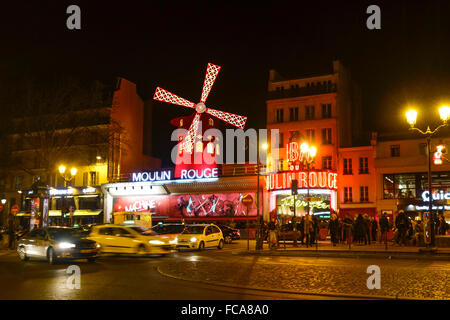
[200, 63, 221, 103]
[206, 107, 247, 129]
[153, 87, 196, 109]
[183, 113, 202, 153]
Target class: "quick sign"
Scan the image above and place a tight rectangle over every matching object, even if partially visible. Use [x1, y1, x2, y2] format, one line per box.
[265, 170, 338, 191]
[421, 190, 450, 202]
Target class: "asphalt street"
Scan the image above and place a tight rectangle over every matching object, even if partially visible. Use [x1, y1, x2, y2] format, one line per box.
[0, 241, 449, 300]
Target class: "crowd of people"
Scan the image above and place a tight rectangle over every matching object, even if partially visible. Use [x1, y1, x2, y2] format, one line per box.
[264, 210, 449, 249]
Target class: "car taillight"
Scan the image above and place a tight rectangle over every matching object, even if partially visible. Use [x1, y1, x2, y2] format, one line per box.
[236, 231, 240, 236]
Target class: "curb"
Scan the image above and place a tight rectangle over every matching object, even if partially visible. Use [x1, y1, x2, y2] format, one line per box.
[156, 265, 411, 300]
[233, 249, 450, 261]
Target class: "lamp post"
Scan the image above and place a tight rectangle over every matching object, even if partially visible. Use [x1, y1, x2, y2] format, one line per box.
[58, 165, 77, 226]
[256, 141, 268, 250]
[405, 106, 450, 247]
[299, 142, 317, 247]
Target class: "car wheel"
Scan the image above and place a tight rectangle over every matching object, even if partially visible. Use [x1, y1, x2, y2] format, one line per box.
[87, 257, 96, 263]
[18, 246, 29, 261]
[224, 236, 232, 244]
[47, 247, 57, 265]
[198, 241, 205, 251]
[217, 239, 224, 249]
[136, 244, 147, 256]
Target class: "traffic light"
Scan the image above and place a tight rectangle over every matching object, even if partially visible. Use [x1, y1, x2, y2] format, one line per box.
[433, 145, 446, 165]
[291, 179, 298, 195]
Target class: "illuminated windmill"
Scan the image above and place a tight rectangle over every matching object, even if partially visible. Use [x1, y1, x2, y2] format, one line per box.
[153, 63, 247, 153]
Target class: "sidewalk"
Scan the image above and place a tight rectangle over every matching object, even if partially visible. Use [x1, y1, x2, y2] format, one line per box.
[233, 240, 450, 260]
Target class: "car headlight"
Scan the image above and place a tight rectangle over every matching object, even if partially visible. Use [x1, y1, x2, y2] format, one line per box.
[149, 240, 165, 245]
[190, 237, 197, 242]
[59, 242, 76, 249]
[96, 243, 101, 248]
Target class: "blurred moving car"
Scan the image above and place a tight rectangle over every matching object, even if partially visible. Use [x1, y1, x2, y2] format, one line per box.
[176, 224, 224, 250]
[217, 225, 240, 244]
[151, 223, 186, 243]
[17, 226, 98, 264]
[88, 224, 176, 256]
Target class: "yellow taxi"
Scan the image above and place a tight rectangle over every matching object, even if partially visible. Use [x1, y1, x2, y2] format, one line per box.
[176, 224, 224, 250]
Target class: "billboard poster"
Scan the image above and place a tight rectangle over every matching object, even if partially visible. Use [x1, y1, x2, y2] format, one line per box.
[113, 192, 257, 218]
[42, 198, 49, 228]
[30, 198, 40, 230]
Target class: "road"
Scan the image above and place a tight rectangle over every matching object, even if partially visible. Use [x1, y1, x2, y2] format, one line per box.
[0, 241, 449, 300]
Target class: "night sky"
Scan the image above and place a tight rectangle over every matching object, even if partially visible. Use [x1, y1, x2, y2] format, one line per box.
[1, 1, 450, 165]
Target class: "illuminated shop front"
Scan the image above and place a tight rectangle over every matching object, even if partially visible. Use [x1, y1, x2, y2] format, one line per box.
[383, 171, 450, 222]
[265, 170, 338, 221]
[102, 168, 259, 226]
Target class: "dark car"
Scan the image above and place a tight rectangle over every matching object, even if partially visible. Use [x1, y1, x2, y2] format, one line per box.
[217, 225, 240, 244]
[17, 226, 98, 264]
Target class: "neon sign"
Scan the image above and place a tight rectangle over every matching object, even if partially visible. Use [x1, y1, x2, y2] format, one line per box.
[265, 170, 338, 191]
[132, 170, 172, 182]
[49, 188, 74, 196]
[180, 168, 218, 179]
[421, 190, 450, 202]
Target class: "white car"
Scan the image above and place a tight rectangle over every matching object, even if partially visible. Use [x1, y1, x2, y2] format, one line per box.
[176, 224, 224, 250]
[88, 224, 176, 256]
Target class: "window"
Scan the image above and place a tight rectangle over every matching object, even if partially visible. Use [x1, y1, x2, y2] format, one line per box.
[99, 227, 114, 235]
[344, 187, 353, 203]
[306, 129, 315, 143]
[90, 172, 99, 185]
[279, 133, 284, 148]
[359, 157, 369, 174]
[383, 173, 416, 199]
[322, 156, 332, 170]
[289, 107, 299, 121]
[305, 105, 315, 120]
[390, 145, 400, 157]
[276, 109, 284, 122]
[288, 130, 299, 142]
[322, 128, 332, 144]
[343, 158, 352, 174]
[360, 186, 369, 202]
[322, 104, 332, 118]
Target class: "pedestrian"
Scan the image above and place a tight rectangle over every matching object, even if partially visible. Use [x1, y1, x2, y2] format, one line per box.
[299, 216, 305, 245]
[355, 214, 365, 245]
[414, 220, 424, 246]
[337, 217, 343, 243]
[379, 213, 390, 244]
[395, 210, 408, 246]
[303, 213, 312, 247]
[328, 213, 339, 246]
[364, 214, 371, 245]
[438, 215, 448, 235]
[342, 214, 353, 244]
[267, 218, 277, 249]
[371, 217, 378, 243]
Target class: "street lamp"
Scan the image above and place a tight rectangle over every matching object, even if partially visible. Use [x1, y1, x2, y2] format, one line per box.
[256, 141, 268, 250]
[57, 165, 77, 227]
[405, 106, 449, 247]
[299, 142, 317, 247]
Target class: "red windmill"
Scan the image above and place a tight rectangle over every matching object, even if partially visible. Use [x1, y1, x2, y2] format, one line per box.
[153, 63, 248, 178]
[153, 63, 247, 153]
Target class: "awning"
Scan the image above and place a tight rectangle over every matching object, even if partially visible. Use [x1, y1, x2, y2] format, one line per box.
[73, 210, 103, 216]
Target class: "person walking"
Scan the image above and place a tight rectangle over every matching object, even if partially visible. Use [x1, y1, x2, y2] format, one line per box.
[364, 214, 371, 245]
[438, 215, 448, 235]
[303, 213, 312, 248]
[267, 218, 277, 250]
[379, 213, 390, 244]
[342, 214, 353, 245]
[395, 210, 409, 246]
[299, 216, 305, 245]
[328, 213, 339, 246]
[371, 217, 378, 243]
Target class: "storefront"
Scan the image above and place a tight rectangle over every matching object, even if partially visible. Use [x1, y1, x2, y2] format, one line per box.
[264, 169, 338, 223]
[20, 186, 103, 227]
[102, 168, 260, 229]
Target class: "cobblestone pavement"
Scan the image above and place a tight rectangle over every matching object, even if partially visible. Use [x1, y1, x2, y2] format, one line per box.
[159, 253, 450, 299]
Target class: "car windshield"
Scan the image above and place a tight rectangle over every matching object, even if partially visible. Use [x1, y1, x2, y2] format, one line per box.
[152, 225, 185, 234]
[47, 228, 82, 240]
[181, 225, 205, 234]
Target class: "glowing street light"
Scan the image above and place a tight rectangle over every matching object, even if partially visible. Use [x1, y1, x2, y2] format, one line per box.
[59, 165, 66, 174]
[70, 168, 77, 176]
[404, 105, 450, 247]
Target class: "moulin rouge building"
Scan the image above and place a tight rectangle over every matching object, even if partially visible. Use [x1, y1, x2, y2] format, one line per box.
[99, 60, 374, 228]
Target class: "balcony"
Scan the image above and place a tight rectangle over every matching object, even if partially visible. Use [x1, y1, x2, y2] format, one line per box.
[267, 84, 337, 100]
